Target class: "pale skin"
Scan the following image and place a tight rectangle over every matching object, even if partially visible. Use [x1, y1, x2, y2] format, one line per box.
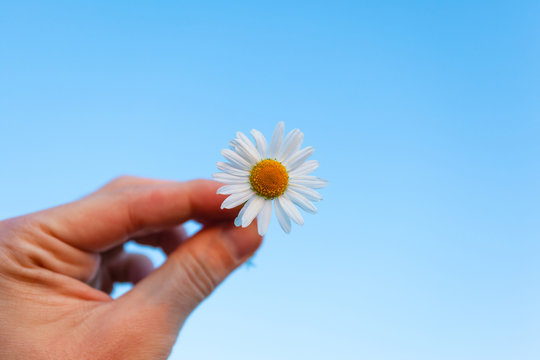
[0, 176, 262, 359]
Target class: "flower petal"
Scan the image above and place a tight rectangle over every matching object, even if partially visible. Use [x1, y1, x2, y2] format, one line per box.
[283, 146, 315, 170]
[288, 160, 319, 177]
[230, 140, 258, 166]
[217, 183, 252, 195]
[221, 190, 254, 209]
[241, 196, 266, 227]
[278, 129, 303, 162]
[213, 172, 250, 184]
[288, 184, 323, 201]
[237, 132, 262, 162]
[274, 197, 291, 233]
[286, 188, 317, 214]
[216, 162, 250, 176]
[257, 200, 272, 236]
[278, 195, 304, 225]
[269, 122, 285, 159]
[234, 201, 249, 227]
[221, 149, 252, 170]
[250, 129, 268, 159]
[289, 175, 328, 189]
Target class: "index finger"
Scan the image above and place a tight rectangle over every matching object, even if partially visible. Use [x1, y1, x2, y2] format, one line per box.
[35, 178, 236, 252]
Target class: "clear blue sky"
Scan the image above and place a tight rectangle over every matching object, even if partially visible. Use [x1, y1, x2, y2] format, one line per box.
[1, 1, 539, 359]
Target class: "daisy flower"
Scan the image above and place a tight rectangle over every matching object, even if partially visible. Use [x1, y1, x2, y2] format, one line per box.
[213, 122, 327, 235]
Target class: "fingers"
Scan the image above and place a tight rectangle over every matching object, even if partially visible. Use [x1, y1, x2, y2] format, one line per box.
[132, 225, 188, 255]
[91, 251, 154, 294]
[99, 175, 172, 191]
[118, 221, 262, 327]
[36, 177, 238, 252]
[107, 252, 154, 285]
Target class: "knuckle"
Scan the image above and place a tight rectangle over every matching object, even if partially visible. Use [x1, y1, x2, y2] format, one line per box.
[0, 215, 35, 238]
[106, 175, 141, 189]
[178, 249, 219, 301]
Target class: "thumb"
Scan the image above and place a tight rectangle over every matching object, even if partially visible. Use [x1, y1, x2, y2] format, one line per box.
[118, 222, 262, 329]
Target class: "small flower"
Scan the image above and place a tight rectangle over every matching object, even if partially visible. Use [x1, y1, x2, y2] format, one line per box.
[214, 122, 327, 235]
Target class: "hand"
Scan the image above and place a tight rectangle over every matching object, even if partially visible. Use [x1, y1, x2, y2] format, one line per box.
[0, 176, 262, 359]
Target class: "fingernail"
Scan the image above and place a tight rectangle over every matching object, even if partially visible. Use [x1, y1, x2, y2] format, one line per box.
[222, 223, 262, 261]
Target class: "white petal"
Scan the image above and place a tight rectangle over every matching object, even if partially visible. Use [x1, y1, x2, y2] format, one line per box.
[234, 202, 249, 227]
[221, 190, 255, 209]
[213, 172, 250, 184]
[217, 183, 252, 195]
[241, 196, 265, 227]
[274, 198, 291, 233]
[283, 146, 315, 170]
[290, 175, 328, 189]
[237, 132, 262, 162]
[257, 200, 272, 236]
[288, 160, 319, 177]
[269, 122, 285, 159]
[221, 149, 252, 170]
[231, 133, 261, 164]
[278, 195, 304, 225]
[216, 162, 250, 177]
[250, 129, 268, 159]
[288, 184, 323, 201]
[230, 140, 258, 166]
[278, 129, 303, 162]
[286, 189, 317, 214]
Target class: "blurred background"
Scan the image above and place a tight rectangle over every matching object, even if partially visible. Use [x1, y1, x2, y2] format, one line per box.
[1, 1, 539, 359]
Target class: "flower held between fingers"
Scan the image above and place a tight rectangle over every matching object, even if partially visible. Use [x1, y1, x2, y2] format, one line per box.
[214, 122, 327, 236]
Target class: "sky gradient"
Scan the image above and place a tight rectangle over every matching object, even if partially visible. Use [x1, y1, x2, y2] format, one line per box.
[1, 1, 539, 359]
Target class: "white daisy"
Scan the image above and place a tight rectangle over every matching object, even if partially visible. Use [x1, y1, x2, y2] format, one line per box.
[213, 122, 327, 235]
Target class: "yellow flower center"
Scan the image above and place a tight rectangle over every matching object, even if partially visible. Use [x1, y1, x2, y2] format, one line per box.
[249, 159, 289, 199]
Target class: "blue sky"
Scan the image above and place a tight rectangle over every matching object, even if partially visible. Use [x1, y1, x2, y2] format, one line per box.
[1, 1, 539, 359]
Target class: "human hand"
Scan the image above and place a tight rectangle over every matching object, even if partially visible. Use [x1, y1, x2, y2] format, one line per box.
[0, 177, 262, 359]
